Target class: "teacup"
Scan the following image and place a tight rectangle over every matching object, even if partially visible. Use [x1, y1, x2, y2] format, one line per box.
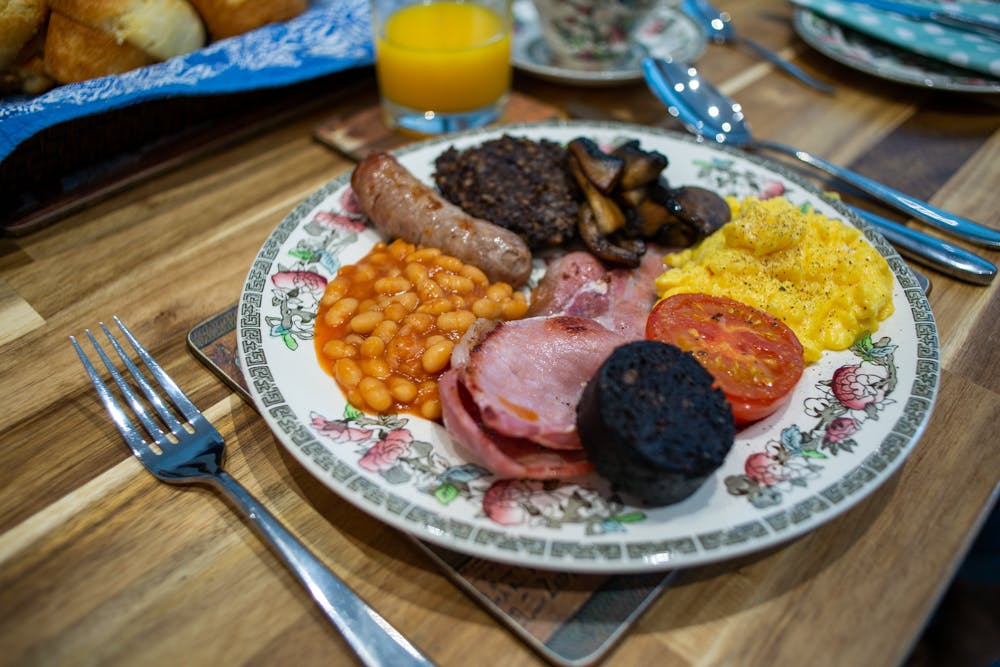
[530, 0, 658, 70]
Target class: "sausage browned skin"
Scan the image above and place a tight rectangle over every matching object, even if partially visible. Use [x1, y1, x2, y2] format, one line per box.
[350, 152, 533, 288]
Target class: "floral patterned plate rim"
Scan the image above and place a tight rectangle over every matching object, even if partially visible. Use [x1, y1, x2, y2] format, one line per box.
[793, 8, 1000, 94]
[511, 0, 707, 87]
[237, 120, 939, 574]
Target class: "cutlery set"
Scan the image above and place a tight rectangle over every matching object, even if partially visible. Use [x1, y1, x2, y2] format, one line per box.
[641, 55, 997, 285]
[671, 0, 997, 284]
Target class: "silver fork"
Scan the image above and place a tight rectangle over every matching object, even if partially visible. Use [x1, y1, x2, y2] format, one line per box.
[71, 316, 436, 667]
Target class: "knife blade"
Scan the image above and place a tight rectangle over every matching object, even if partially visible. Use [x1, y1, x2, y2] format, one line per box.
[849, 0, 1000, 42]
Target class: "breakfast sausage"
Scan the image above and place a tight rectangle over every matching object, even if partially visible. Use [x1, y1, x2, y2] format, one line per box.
[350, 152, 533, 288]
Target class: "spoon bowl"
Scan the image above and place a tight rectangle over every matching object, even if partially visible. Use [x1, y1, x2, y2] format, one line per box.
[642, 56, 1000, 254]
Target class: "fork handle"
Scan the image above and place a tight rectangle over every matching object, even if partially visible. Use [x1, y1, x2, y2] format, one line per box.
[212, 472, 436, 667]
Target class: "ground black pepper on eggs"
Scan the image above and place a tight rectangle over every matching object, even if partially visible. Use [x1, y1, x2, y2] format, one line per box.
[576, 340, 735, 506]
[433, 135, 582, 249]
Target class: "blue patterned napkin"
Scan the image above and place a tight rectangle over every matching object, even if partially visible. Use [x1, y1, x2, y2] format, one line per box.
[791, 0, 1000, 77]
[0, 0, 374, 163]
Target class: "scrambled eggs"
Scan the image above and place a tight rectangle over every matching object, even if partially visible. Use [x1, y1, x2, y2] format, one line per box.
[655, 197, 895, 363]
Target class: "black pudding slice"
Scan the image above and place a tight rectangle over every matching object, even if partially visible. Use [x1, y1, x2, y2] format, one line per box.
[576, 340, 735, 506]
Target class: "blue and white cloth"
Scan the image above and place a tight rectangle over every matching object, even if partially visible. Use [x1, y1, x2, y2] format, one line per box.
[0, 0, 374, 163]
[791, 0, 1000, 77]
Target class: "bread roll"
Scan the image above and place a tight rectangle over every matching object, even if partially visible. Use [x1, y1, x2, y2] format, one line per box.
[47, 0, 206, 62]
[187, 0, 307, 40]
[0, 0, 48, 70]
[44, 10, 155, 83]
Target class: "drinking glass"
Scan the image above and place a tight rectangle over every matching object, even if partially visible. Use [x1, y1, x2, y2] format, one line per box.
[371, 0, 513, 134]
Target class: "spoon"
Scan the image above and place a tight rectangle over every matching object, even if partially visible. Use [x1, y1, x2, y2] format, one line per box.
[642, 57, 1000, 251]
[681, 0, 834, 94]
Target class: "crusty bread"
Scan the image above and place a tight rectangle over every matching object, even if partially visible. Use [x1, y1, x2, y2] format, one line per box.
[44, 10, 155, 83]
[0, 0, 49, 70]
[12, 53, 53, 94]
[0, 26, 53, 94]
[48, 0, 206, 62]
[187, 0, 307, 40]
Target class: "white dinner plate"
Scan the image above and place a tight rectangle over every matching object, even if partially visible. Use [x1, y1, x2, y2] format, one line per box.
[793, 8, 1000, 94]
[237, 120, 939, 573]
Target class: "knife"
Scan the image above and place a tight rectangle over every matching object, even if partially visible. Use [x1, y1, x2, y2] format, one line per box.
[848, 0, 1000, 42]
[849, 206, 997, 285]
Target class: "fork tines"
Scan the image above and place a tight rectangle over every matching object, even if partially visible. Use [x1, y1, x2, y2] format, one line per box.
[71, 316, 198, 456]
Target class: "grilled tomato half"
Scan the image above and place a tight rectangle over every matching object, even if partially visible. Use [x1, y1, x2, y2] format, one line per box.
[646, 293, 805, 425]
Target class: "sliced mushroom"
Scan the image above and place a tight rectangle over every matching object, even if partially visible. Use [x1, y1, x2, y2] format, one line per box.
[631, 199, 678, 238]
[568, 137, 623, 194]
[568, 154, 626, 235]
[617, 187, 649, 208]
[609, 233, 646, 256]
[578, 205, 642, 267]
[654, 220, 701, 248]
[669, 186, 731, 237]
[612, 140, 669, 190]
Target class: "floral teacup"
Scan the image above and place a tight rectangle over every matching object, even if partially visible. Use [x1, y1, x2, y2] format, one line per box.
[530, 0, 659, 70]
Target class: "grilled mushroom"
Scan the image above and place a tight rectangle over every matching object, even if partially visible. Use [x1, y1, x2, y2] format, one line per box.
[669, 186, 731, 237]
[568, 153, 626, 235]
[568, 137, 623, 194]
[578, 205, 642, 267]
[612, 140, 669, 190]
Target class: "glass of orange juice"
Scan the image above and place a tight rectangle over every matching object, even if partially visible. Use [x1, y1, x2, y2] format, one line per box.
[370, 0, 512, 134]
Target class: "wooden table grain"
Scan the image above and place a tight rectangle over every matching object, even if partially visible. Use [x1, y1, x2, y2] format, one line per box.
[2, 1, 998, 665]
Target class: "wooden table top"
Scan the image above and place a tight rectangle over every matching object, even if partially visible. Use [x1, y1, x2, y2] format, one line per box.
[2, 1, 998, 665]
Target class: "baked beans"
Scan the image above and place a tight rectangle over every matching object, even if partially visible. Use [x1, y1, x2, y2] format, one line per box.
[315, 239, 529, 417]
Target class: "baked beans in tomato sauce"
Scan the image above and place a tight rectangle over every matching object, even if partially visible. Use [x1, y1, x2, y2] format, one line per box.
[315, 239, 529, 418]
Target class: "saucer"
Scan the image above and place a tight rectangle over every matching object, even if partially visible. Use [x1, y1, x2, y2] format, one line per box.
[512, 0, 707, 87]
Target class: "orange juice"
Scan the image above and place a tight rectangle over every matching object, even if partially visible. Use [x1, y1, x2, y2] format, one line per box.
[375, 2, 511, 113]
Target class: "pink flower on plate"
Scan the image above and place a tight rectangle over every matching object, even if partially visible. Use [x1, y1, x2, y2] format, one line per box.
[831, 365, 885, 410]
[824, 416, 860, 445]
[760, 180, 786, 200]
[313, 210, 366, 233]
[311, 416, 373, 443]
[745, 452, 785, 486]
[482, 479, 537, 526]
[359, 428, 412, 473]
[271, 270, 327, 291]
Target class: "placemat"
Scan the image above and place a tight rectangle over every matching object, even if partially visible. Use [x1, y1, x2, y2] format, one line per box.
[313, 91, 569, 160]
[188, 305, 677, 667]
